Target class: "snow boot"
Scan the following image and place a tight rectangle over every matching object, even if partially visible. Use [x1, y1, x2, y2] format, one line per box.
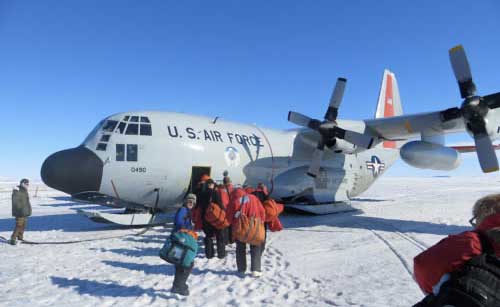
[171, 286, 189, 296]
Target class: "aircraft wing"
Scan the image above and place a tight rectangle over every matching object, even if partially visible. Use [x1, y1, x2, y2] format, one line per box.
[364, 110, 466, 141]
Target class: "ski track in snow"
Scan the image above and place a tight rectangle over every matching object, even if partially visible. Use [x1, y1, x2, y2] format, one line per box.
[0, 176, 498, 306]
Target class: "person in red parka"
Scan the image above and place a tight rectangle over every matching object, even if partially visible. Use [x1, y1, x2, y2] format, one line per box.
[226, 188, 266, 277]
[413, 194, 500, 300]
[217, 176, 233, 245]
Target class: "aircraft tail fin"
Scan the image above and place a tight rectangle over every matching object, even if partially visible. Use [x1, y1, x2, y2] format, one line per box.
[375, 69, 404, 148]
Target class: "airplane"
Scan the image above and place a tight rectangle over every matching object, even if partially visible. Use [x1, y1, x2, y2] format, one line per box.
[40, 45, 500, 225]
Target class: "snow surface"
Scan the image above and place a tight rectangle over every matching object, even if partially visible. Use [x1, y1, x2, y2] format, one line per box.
[0, 177, 497, 307]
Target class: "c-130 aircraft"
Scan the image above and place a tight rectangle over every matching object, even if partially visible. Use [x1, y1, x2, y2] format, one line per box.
[41, 45, 500, 225]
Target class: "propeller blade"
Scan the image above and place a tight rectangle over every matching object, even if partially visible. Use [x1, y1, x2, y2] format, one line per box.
[307, 141, 325, 178]
[474, 134, 499, 173]
[484, 92, 500, 109]
[332, 127, 374, 149]
[288, 111, 313, 127]
[449, 45, 476, 98]
[325, 78, 347, 122]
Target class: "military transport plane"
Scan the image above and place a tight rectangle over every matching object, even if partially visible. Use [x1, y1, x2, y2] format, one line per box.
[41, 45, 500, 225]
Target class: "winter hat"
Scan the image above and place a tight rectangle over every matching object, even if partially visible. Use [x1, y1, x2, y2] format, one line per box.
[206, 179, 215, 185]
[200, 174, 210, 182]
[473, 194, 500, 226]
[20, 178, 29, 186]
[184, 193, 197, 205]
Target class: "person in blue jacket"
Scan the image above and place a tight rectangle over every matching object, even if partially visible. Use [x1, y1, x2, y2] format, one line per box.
[173, 193, 196, 232]
[171, 193, 196, 296]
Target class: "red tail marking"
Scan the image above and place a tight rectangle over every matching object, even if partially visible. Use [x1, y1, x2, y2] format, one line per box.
[383, 74, 396, 149]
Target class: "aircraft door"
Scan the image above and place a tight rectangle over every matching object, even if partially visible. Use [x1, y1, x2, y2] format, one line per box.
[190, 166, 211, 193]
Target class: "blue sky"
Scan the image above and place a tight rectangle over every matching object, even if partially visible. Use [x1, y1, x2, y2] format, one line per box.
[1, 1, 500, 180]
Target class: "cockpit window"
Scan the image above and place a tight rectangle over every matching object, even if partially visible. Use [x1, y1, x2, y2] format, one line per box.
[116, 122, 126, 134]
[100, 135, 110, 142]
[123, 116, 130, 121]
[96, 143, 107, 151]
[125, 123, 139, 135]
[140, 124, 152, 136]
[130, 116, 139, 122]
[102, 120, 118, 132]
[140, 117, 150, 123]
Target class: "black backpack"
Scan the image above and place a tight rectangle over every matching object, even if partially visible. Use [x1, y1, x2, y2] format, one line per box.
[415, 232, 500, 307]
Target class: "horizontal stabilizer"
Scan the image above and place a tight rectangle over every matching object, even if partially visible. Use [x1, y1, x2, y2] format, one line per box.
[450, 144, 500, 153]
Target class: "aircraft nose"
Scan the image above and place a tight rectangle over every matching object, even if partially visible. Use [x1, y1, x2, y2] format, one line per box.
[41, 146, 104, 195]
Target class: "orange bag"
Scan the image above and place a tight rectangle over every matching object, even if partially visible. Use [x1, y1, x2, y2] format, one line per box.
[263, 199, 284, 222]
[179, 228, 199, 240]
[233, 214, 265, 245]
[205, 203, 230, 229]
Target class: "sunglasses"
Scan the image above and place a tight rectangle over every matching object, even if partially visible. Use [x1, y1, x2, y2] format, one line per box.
[469, 216, 477, 227]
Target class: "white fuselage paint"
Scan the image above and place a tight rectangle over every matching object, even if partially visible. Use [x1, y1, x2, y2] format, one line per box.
[83, 111, 399, 210]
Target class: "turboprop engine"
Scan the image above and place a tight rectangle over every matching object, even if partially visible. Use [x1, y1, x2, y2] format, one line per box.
[400, 141, 461, 171]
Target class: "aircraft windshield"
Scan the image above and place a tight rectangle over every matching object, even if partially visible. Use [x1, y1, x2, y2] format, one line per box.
[114, 115, 152, 136]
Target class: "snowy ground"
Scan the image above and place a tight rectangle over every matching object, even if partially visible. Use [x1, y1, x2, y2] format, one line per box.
[0, 176, 498, 307]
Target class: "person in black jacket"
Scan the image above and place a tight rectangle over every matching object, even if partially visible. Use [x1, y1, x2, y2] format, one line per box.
[196, 178, 226, 259]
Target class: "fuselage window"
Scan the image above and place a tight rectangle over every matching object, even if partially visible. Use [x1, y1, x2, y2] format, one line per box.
[125, 123, 139, 135]
[130, 116, 139, 122]
[140, 117, 150, 123]
[100, 135, 111, 142]
[127, 144, 138, 161]
[116, 144, 125, 161]
[123, 116, 130, 121]
[102, 120, 118, 132]
[117, 122, 126, 134]
[140, 124, 152, 136]
[96, 143, 107, 151]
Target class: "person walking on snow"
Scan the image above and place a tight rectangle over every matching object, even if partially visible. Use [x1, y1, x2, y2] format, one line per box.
[10, 178, 32, 245]
[197, 178, 226, 259]
[171, 193, 197, 296]
[227, 188, 266, 277]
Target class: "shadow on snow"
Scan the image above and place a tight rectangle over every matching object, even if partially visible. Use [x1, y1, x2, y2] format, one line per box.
[50, 276, 178, 300]
[281, 211, 471, 236]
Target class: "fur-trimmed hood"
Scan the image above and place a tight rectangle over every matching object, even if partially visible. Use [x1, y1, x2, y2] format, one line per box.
[478, 212, 500, 243]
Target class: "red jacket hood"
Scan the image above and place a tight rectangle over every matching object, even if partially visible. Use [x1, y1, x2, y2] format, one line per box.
[478, 212, 500, 232]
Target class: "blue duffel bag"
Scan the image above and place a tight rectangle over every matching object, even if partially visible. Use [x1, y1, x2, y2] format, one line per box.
[159, 231, 198, 268]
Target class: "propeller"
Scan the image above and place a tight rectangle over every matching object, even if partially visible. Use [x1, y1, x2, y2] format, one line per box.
[288, 78, 374, 177]
[441, 45, 500, 173]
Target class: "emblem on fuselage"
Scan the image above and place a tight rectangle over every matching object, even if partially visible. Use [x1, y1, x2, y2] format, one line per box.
[366, 156, 385, 177]
[224, 146, 240, 167]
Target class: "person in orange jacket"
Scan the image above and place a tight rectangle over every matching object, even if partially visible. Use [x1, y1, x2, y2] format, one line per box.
[413, 194, 500, 306]
[217, 176, 233, 245]
[226, 188, 266, 277]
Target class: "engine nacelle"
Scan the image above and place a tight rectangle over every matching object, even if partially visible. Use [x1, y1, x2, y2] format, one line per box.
[329, 138, 358, 154]
[400, 141, 461, 171]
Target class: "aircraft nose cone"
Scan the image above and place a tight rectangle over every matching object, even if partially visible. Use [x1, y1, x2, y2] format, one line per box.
[41, 146, 103, 195]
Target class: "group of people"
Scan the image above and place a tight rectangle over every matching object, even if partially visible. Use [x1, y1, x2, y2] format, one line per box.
[8, 176, 500, 304]
[169, 174, 277, 296]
